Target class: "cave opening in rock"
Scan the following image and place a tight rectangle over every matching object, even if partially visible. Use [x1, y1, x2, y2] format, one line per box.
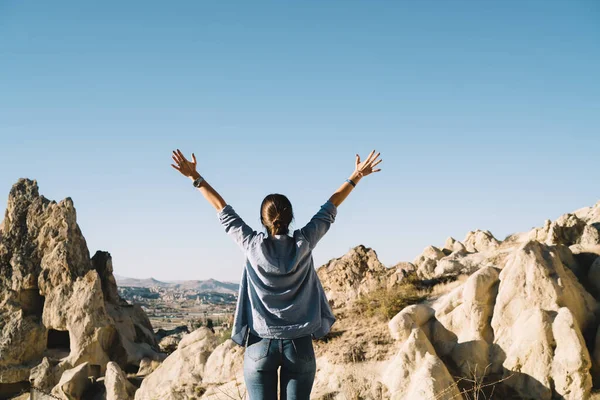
[47, 329, 70, 351]
[19, 289, 45, 318]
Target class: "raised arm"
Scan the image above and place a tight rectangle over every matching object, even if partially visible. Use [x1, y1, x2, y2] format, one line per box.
[300, 150, 382, 249]
[171, 149, 226, 211]
[328, 149, 382, 207]
[171, 149, 257, 251]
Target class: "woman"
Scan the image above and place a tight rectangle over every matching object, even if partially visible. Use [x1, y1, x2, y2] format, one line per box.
[170, 149, 382, 400]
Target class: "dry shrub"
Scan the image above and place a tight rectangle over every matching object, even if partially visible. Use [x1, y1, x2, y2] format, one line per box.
[355, 272, 429, 320]
[432, 363, 516, 400]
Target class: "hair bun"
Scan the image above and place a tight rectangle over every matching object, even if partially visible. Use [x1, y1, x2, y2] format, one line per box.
[260, 193, 293, 236]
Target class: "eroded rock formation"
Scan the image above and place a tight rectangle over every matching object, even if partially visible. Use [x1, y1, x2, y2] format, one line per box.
[0, 179, 161, 397]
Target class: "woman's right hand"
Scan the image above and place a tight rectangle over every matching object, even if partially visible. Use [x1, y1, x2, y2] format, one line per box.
[171, 149, 199, 179]
[355, 150, 382, 177]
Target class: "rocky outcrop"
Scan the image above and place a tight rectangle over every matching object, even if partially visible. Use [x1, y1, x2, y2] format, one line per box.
[490, 241, 596, 399]
[411, 231, 503, 279]
[463, 230, 501, 253]
[412, 246, 446, 278]
[433, 250, 486, 277]
[443, 237, 466, 254]
[317, 245, 395, 309]
[363, 199, 600, 399]
[431, 266, 500, 375]
[0, 179, 161, 393]
[381, 231, 599, 399]
[134, 327, 218, 399]
[529, 209, 600, 250]
[383, 314, 460, 400]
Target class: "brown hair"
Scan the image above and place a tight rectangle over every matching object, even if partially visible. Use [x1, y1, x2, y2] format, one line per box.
[260, 194, 293, 236]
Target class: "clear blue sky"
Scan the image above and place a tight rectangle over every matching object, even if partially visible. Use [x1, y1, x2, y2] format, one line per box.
[1, 1, 598, 282]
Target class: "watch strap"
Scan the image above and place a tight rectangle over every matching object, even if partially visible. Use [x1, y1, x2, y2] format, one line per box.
[192, 176, 205, 188]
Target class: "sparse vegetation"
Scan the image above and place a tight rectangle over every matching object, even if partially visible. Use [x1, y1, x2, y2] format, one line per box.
[355, 272, 430, 320]
[432, 363, 516, 400]
[336, 359, 387, 400]
[207, 374, 247, 400]
[215, 325, 233, 345]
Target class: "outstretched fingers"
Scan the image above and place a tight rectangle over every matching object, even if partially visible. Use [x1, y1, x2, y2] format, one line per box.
[368, 152, 380, 163]
[171, 164, 181, 171]
[191, 153, 197, 164]
[176, 149, 188, 163]
[172, 150, 183, 164]
[364, 149, 376, 164]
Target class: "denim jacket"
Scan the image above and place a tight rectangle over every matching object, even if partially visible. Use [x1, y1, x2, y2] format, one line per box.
[217, 200, 337, 346]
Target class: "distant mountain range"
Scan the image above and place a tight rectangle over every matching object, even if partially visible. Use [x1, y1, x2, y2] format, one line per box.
[114, 275, 239, 294]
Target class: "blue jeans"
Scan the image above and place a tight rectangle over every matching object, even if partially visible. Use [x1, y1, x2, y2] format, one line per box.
[243, 331, 316, 400]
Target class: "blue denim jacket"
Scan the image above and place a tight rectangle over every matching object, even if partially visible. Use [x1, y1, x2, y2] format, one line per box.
[217, 200, 338, 346]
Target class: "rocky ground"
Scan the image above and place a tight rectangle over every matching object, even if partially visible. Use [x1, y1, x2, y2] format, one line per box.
[2, 178, 600, 399]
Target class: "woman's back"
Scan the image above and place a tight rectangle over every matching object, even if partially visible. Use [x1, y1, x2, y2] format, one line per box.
[218, 200, 337, 345]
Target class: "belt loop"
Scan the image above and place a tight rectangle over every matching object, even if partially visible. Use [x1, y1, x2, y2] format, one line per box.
[291, 338, 298, 354]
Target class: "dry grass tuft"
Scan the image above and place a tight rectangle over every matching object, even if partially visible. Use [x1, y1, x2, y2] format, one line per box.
[215, 325, 233, 345]
[205, 374, 248, 400]
[355, 272, 430, 320]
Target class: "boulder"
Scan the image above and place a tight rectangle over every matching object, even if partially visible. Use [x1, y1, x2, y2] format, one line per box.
[431, 266, 500, 375]
[202, 339, 245, 384]
[433, 250, 485, 277]
[29, 357, 62, 393]
[463, 230, 500, 253]
[51, 362, 91, 400]
[382, 328, 460, 400]
[386, 262, 416, 290]
[412, 246, 445, 278]
[134, 328, 218, 400]
[443, 237, 466, 254]
[105, 361, 136, 400]
[545, 213, 586, 246]
[388, 304, 434, 343]
[581, 225, 600, 246]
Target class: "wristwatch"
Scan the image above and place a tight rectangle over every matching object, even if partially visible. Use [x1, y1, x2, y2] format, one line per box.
[192, 175, 205, 188]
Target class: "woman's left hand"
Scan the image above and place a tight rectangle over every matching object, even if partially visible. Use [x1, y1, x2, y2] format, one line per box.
[171, 149, 199, 179]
